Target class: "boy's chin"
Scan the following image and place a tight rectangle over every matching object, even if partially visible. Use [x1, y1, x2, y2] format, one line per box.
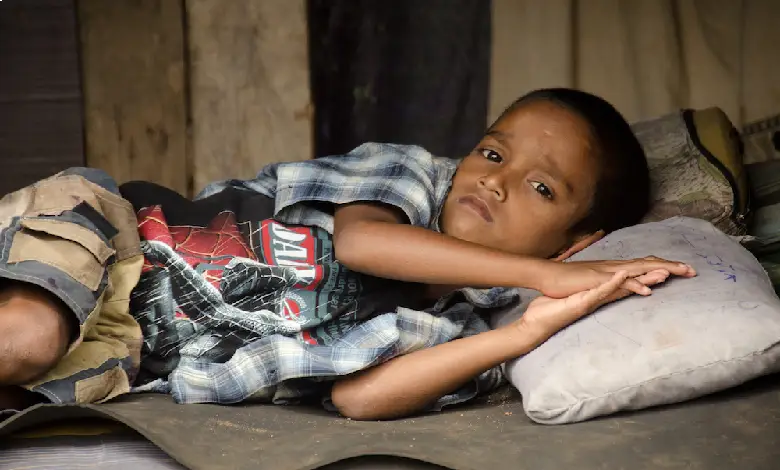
[448, 229, 493, 248]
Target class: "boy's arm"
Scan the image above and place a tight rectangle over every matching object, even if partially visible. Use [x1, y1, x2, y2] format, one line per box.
[331, 323, 536, 420]
[332, 270, 665, 420]
[333, 203, 694, 298]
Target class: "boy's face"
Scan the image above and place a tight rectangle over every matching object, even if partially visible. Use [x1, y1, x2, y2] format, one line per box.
[441, 100, 601, 258]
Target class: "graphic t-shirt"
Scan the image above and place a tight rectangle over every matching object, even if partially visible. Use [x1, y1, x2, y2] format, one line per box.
[119, 181, 426, 386]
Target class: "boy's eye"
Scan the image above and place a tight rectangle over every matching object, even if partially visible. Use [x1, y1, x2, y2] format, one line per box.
[480, 149, 503, 163]
[531, 181, 553, 200]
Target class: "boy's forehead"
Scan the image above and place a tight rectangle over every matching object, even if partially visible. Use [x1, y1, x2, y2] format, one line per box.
[487, 104, 593, 158]
[492, 101, 588, 135]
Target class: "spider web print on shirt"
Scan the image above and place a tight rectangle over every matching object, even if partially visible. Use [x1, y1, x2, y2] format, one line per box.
[130, 204, 388, 384]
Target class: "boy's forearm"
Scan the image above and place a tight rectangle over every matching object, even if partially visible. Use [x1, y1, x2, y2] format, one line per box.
[330, 324, 541, 420]
[334, 219, 547, 290]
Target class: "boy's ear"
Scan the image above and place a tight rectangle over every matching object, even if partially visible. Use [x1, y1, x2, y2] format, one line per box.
[553, 230, 605, 261]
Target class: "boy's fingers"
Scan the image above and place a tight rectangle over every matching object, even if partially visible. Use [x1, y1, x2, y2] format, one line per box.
[622, 260, 695, 278]
[581, 271, 630, 307]
[570, 271, 630, 314]
[647, 259, 696, 277]
[619, 277, 652, 296]
[601, 269, 670, 306]
[635, 269, 671, 286]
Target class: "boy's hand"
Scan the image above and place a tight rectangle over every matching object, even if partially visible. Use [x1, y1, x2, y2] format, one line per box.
[536, 256, 696, 299]
[517, 269, 671, 340]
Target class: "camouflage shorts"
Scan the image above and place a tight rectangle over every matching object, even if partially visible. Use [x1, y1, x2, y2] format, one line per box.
[0, 168, 143, 405]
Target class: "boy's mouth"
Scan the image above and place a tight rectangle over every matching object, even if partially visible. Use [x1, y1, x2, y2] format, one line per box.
[458, 195, 493, 223]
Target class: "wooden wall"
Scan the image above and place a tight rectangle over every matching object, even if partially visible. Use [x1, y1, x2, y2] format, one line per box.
[78, 0, 189, 195]
[187, 0, 313, 193]
[0, 0, 85, 195]
[77, 0, 313, 197]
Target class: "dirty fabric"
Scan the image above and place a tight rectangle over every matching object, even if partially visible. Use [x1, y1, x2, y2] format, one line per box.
[3, 375, 780, 470]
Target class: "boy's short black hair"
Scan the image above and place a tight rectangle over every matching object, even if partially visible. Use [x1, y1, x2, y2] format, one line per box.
[490, 87, 650, 235]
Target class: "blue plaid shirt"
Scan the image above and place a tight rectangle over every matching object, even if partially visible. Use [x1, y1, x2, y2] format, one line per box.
[199, 142, 454, 233]
[135, 143, 519, 410]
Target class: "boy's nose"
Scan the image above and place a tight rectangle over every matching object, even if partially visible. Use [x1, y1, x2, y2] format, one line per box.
[478, 174, 506, 202]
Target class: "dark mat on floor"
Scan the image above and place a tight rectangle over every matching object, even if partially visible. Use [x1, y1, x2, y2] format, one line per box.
[2, 376, 780, 470]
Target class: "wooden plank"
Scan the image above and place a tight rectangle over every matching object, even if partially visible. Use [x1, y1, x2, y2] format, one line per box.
[0, 0, 84, 195]
[0, 0, 81, 102]
[77, 0, 189, 195]
[0, 100, 85, 191]
[186, 0, 313, 193]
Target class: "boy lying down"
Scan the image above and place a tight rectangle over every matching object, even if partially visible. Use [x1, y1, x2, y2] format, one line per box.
[0, 88, 695, 420]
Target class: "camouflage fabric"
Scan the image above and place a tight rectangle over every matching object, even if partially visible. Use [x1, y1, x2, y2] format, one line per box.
[631, 107, 749, 236]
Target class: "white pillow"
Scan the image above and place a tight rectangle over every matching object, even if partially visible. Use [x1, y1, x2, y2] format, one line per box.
[491, 216, 780, 424]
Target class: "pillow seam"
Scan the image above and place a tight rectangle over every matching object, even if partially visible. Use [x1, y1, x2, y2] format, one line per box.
[531, 344, 780, 416]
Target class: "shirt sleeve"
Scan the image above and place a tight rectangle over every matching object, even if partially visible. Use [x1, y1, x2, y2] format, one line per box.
[196, 143, 458, 233]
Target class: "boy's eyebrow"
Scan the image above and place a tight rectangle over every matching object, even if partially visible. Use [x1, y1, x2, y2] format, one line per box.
[538, 151, 574, 194]
[486, 130, 512, 146]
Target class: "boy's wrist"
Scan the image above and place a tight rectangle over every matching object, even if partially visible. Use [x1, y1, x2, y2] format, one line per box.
[511, 257, 554, 292]
[495, 321, 547, 359]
